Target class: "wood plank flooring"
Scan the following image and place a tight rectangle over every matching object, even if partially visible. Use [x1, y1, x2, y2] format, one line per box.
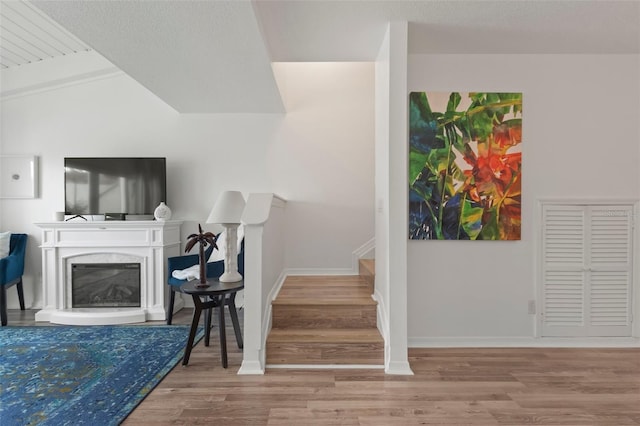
[6, 309, 640, 425]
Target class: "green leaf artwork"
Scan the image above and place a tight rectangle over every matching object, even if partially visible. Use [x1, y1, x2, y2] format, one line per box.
[409, 92, 522, 240]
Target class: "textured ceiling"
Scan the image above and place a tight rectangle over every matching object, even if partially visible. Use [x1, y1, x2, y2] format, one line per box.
[31, 0, 285, 113]
[255, 0, 640, 60]
[4, 0, 640, 113]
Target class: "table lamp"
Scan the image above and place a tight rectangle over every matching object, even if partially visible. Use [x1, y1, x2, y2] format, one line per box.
[206, 190, 245, 282]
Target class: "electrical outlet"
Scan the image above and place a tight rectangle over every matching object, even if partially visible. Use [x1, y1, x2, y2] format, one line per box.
[528, 300, 536, 315]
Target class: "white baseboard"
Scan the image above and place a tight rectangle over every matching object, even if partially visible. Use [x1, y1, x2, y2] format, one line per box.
[385, 361, 414, 375]
[238, 360, 265, 375]
[409, 336, 640, 348]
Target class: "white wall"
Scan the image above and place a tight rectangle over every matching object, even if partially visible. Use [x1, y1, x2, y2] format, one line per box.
[375, 24, 391, 363]
[0, 61, 375, 309]
[407, 54, 640, 344]
[272, 62, 375, 272]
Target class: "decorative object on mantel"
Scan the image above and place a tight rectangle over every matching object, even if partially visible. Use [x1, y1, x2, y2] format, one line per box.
[154, 201, 172, 221]
[0, 155, 38, 199]
[185, 224, 218, 287]
[206, 190, 246, 282]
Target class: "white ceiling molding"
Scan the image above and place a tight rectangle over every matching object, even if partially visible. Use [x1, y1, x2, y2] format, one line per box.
[0, 0, 91, 69]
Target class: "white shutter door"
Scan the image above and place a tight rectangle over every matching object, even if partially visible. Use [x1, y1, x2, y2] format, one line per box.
[587, 206, 633, 336]
[541, 203, 633, 337]
[541, 205, 587, 336]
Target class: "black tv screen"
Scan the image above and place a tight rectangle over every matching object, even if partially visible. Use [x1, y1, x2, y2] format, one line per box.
[64, 157, 167, 216]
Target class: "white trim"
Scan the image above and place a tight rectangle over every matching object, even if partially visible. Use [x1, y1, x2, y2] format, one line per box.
[538, 197, 640, 205]
[266, 364, 384, 370]
[46, 308, 146, 326]
[409, 337, 640, 348]
[385, 361, 414, 375]
[352, 238, 375, 273]
[241, 193, 286, 226]
[534, 200, 544, 338]
[271, 194, 287, 207]
[260, 270, 286, 366]
[634, 202, 640, 338]
[238, 361, 265, 375]
[373, 288, 389, 347]
[284, 237, 376, 276]
[1, 68, 123, 100]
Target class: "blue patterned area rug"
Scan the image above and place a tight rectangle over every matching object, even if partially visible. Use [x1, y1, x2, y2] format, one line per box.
[0, 325, 203, 426]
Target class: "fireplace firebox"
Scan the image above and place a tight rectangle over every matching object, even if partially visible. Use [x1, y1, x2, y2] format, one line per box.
[72, 263, 141, 308]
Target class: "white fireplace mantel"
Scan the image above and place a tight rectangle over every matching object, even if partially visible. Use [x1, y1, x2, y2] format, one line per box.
[34, 220, 182, 325]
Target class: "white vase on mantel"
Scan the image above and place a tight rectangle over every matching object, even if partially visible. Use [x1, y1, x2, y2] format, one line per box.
[153, 202, 172, 221]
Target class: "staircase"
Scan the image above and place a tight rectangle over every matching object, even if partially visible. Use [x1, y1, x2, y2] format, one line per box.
[266, 260, 383, 366]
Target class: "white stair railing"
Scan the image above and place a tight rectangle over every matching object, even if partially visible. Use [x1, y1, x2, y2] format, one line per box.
[237, 193, 287, 375]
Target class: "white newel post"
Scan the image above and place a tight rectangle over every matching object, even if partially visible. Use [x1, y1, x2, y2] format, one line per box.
[238, 224, 265, 375]
[237, 193, 287, 375]
[34, 220, 182, 325]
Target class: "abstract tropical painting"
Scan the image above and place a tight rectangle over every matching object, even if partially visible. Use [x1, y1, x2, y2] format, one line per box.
[409, 92, 522, 240]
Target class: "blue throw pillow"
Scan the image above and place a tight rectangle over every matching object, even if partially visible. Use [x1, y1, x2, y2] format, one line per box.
[0, 231, 11, 258]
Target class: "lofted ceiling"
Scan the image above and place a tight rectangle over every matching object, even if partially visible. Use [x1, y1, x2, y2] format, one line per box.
[2, 0, 639, 113]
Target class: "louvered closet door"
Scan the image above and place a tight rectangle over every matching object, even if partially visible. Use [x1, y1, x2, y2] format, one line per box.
[541, 204, 633, 337]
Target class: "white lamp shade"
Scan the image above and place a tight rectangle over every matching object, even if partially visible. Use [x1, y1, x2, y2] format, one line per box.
[206, 191, 246, 224]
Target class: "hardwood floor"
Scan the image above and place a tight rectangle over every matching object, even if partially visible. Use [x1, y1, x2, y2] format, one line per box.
[7, 309, 640, 425]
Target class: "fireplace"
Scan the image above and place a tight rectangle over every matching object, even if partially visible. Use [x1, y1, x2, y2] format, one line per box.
[71, 263, 141, 308]
[35, 220, 182, 325]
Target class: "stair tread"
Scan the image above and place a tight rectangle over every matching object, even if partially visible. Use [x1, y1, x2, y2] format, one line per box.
[272, 297, 376, 306]
[359, 259, 375, 275]
[268, 328, 383, 343]
[267, 274, 382, 366]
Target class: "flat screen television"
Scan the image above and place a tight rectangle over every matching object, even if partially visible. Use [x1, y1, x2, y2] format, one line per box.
[64, 157, 167, 218]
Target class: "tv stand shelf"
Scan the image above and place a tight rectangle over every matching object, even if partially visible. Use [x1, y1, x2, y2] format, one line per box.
[34, 220, 183, 325]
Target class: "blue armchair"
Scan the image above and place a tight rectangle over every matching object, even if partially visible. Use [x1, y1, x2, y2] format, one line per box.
[1, 233, 27, 326]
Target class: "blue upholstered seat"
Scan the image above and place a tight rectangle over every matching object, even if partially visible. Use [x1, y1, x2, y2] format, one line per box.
[0, 233, 27, 326]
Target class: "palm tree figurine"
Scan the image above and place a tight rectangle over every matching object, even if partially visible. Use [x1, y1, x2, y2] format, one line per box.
[185, 224, 218, 287]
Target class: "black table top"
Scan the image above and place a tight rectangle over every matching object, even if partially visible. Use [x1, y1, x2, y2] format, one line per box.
[180, 279, 244, 295]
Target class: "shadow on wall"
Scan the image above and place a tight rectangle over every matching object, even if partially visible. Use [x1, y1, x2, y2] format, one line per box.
[283, 200, 374, 270]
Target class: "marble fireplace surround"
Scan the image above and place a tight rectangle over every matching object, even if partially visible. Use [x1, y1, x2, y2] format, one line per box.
[35, 220, 182, 325]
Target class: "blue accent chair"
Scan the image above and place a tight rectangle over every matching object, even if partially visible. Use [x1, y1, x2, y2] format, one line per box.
[166, 240, 244, 347]
[1, 233, 27, 326]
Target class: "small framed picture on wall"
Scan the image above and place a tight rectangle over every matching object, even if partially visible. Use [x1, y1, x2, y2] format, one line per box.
[0, 155, 39, 199]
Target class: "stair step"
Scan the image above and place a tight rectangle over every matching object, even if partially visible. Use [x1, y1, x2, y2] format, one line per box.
[272, 297, 376, 306]
[277, 276, 373, 300]
[359, 259, 375, 290]
[272, 303, 377, 329]
[268, 328, 383, 343]
[359, 259, 375, 276]
[266, 328, 384, 365]
[266, 275, 384, 366]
